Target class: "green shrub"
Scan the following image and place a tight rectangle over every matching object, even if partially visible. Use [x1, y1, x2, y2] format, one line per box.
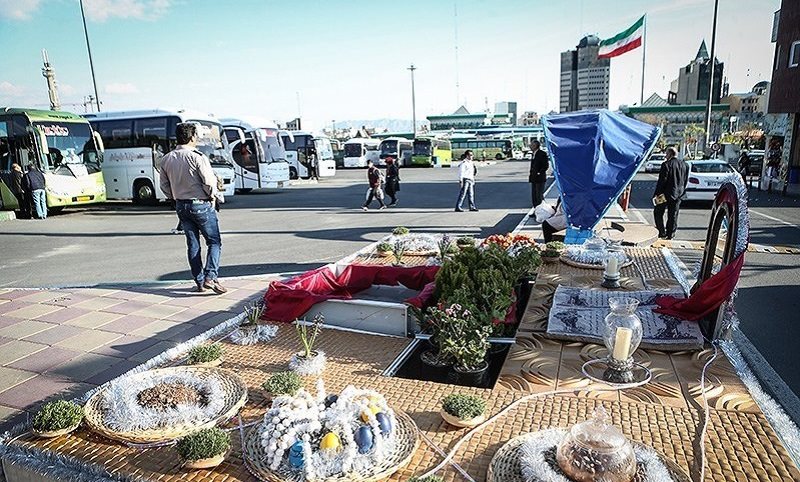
[187, 343, 224, 364]
[176, 427, 230, 461]
[546, 241, 566, 251]
[263, 371, 302, 395]
[407, 477, 445, 482]
[441, 394, 486, 420]
[392, 226, 410, 235]
[542, 248, 561, 257]
[377, 242, 393, 253]
[32, 400, 83, 432]
[455, 236, 475, 247]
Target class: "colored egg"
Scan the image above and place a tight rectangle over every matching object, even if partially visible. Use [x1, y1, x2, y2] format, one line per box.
[324, 394, 338, 407]
[360, 404, 381, 422]
[376, 412, 393, 435]
[354, 426, 374, 454]
[368, 395, 381, 404]
[320, 432, 341, 451]
[288, 441, 304, 468]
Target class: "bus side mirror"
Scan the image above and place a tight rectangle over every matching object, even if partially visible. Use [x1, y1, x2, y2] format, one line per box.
[29, 126, 49, 155]
[93, 131, 105, 154]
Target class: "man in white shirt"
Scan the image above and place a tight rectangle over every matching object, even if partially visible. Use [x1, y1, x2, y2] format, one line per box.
[455, 150, 478, 212]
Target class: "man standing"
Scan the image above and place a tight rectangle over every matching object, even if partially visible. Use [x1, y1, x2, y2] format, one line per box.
[160, 123, 226, 294]
[528, 140, 549, 207]
[10, 163, 28, 218]
[22, 164, 47, 219]
[362, 159, 385, 210]
[653, 147, 689, 240]
[455, 150, 478, 212]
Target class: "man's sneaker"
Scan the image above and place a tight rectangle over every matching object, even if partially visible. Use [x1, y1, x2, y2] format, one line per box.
[455, 208, 464, 212]
[379, 205, 387, 210]
[469, 208, 479, 212]
[362, 206, 369, 211]
[202, 279, 228, 294]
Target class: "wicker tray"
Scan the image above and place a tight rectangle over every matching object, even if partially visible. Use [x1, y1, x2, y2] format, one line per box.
[242, 410, 419, 482]
[559, 255, 634, 271]
[83, 366, 248, 444]
[487, 431, 691, 482]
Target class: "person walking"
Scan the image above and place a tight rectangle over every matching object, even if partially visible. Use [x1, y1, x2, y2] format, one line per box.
[362, 159, 386, 211]
[10, 163, 29, 218]
[159, 123, 227, 294]
[737, 150, 751, 185]
[308, 148, 319, 180]
[653, 147, 689, 240]
[384, 155, 400, 206]
[22, 164, 47, 219]
[455, 150, 478, 212]
[528, 140, 549, 207]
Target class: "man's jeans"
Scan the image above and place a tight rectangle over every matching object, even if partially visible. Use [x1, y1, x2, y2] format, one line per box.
[456, 179, 476, 210]
[32, 189, 47, 219]
[175, 200, 221, 284]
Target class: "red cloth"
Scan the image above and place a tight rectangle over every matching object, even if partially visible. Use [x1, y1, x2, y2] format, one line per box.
[654, 251, 745, 321]
[263, 264, 440, 322]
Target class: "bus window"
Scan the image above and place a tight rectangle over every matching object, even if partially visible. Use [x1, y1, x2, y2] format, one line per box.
[134, 118, 168, 152]
[94, 120, 133, 149]
[232, 139, 258, 172]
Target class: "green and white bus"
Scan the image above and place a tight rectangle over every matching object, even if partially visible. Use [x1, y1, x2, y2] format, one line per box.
[0, 108, 106, 211]
[411, 137, 452, 167]
[451, 138, 513, 160]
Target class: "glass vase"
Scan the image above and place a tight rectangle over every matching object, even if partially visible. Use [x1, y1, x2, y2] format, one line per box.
[603, 297, 642, 364]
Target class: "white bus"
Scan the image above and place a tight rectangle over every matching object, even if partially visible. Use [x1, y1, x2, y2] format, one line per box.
[220, 117, 291, 192]
[280, 131, 336, 179]
[343, 138, 380, 168]
[378, 137, 413, 166]
[85, 109, 236, 204]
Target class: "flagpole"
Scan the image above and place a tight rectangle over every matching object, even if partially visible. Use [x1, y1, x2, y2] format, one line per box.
[640, 15, 646, 105]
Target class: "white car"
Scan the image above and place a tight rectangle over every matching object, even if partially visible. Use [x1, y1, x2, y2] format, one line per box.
[644, 153, 667, 173]
[684, 161, 738, 201]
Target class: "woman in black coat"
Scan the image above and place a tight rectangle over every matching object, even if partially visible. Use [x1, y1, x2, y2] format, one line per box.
[384, 156, 400, 206]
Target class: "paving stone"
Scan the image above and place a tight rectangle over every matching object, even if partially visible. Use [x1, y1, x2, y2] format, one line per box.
[0, 320, 57, 339]
[0, 367, 37, 392]
[17, 291, 66, 303]
[0, 405, 23, 426]
[130, 319, 189, 340]
[45, 353, 125, 382]
[77, 288, 121, 298]
[164, 323, 211, 343]
[0, 291, 36, 301]
[71, 297, 124, 312]
[165, 308, 209, 322]
[129, 340, 177, 362]
[0, 336, 12, 346]
[34, 306, 91, 324]
[7, 346, 81, 373]
[0, 340, 48, 365]
[43, 293, 96, 307]
[129, 292, 174, 304]
[55, 330, 123, 352]
[84, 359, 141, 386]
[96, 314, 158, 334]
[4, 303, 61, 320]
[22, 324, 87, 346]
[192, 297, 244, 312]
[100, 300, 153, 315]
[90, 335, 159, 358]
[0, 301, 32, 315]
[160, 293, 217, 308]
[196, 311, 237, 327]
[64, 311, 123, 329]
[0, 375, 86, 410]
[0, 315, 22, 330]
[129, 304, 186, 319]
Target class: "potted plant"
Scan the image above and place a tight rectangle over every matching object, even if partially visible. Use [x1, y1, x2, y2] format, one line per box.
[437, 304, 492, 386]
[392, 239, 407, 266]
[541, 246, 562, 264]
[418, 304, 458, 375]
[376, 241, 393, 257]
[262, 371, 303, 397]
[455, 236, 475, 249]
[546, 241, 566, 253]
[289, 314, 326, 375]
[176, 427, 231, 469]
[187, 343, 224, 367]
[241, 301, 265, 334]
[439, 393, 486, 428]
[31, 399, 83, 438]
[392, 226, 410, 236]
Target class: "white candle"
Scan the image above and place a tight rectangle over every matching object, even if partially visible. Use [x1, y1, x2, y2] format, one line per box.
[606, 256, 619, 277]
[612, 327, 633, 361]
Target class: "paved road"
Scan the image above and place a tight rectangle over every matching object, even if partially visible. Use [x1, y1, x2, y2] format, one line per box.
[629, 173, 800, 399]
[0, 160, 533, 287]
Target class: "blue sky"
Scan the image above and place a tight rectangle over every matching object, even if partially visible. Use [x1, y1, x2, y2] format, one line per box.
[0, 0, 781, 131]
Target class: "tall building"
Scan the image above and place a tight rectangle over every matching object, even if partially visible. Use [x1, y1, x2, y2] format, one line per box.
[559, 35, 610, 112]
[722, 81, 770, 126]
[668, 41, 725, 105]
[494, 101, 518, 125]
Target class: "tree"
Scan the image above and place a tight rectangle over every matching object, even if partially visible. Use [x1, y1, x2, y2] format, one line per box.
[682, 124, 706, 159]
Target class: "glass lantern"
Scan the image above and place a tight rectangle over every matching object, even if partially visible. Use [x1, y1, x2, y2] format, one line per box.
[602, 297, 643, 383]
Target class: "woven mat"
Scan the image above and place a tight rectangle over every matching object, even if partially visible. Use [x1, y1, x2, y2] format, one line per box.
[353, 254, 434, 267]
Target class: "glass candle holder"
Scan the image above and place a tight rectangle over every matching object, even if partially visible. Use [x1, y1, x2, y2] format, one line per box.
[602, 297, 642, 383]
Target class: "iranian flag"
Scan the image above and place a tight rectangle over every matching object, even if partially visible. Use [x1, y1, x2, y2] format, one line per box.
[598, 15, 645, 59]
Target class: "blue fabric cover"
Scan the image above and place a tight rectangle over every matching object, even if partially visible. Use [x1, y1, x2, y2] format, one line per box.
[542, 110, 661, 231]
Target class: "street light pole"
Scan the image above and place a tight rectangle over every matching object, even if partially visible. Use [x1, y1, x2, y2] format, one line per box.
[79, 0, 101, 112]
[408, 64, 417, 139]
[332, 120, 336, 139]
[704, 0, 719, 150]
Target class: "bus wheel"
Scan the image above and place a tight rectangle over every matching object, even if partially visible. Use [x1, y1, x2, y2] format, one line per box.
[289, 167, 298, 180]
[133, 180, 157, 205]
[48, 206, 64, 214]
[495, 153, 504, 160]
[235, 188, 253, 194]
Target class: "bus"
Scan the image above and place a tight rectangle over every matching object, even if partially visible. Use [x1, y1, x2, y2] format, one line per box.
[221, 117, 291, 192]
[411, 137, 452, 167]
[343, 138, 380, 168]
[0, 107, 106, 212]
[378, 137, 413, 166]
[280, 131, 336, 179]
[451, 138, 513, 161]
[85, 109, 236, 204]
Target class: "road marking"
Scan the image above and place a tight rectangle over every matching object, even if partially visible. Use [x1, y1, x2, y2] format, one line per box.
[749, 209, 800, 232]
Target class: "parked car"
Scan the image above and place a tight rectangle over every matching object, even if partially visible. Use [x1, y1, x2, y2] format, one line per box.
[684, 160, 738, 201]
[644, 153, 667, 173]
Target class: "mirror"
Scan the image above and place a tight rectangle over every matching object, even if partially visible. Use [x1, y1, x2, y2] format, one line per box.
[92, 130, 105, 154]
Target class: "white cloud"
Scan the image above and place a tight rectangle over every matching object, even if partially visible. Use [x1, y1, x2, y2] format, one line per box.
[0, 81, 26, 97]
[0, 0, 42, 20]
[105, 82, 139, 94]
[83, 0, 172, 22]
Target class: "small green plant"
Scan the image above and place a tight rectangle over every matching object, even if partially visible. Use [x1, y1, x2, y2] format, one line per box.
[376, 242, 393, 253]
[32, 400, 83, 432]
[393, 239, 407, 265]
[262, 371, 303, 395]
[437, 234, 457, 260]
[295, 313, 324, 358]
[187, 343, 224, 364]
[242, 302, 265, 326]
[441, 394, 486, 420]
[542, 248, 561, 258]
[175, 427, 230, 461]
[546, 241, 566, 251]
[407, 477, 445, 482]
[392, 226, 410, 235]
[456, 236, 475, 247]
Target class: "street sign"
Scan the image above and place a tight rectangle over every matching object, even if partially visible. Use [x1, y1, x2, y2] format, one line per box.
[711, 142, 720, 152]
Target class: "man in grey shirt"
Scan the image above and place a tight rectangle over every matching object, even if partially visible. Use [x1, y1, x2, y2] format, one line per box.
[160, 123, 226, 294]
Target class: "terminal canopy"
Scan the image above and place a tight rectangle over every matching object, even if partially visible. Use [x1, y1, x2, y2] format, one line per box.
[542, 110, 661, 231]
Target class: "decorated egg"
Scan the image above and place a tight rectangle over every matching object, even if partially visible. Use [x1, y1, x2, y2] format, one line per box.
[360, 404, 381, 422]
[324, 394, 338, 407]
[288, 441, 304, 468]
[376, 412, 393, 435]
[354, 425, 374, 454]
[320, 432, 341, 451]
[368, 395, 381, 404]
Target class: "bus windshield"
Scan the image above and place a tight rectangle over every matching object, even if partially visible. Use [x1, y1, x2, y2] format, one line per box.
[344, 143, 363, 157]
[191, 120, 232, 167]
[413, 140, 431, 156]
[380, 140, 398, 156]
[34, 121, 101, 174]
[315, 138, 334, 160]
[257, 128, 285, 163]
